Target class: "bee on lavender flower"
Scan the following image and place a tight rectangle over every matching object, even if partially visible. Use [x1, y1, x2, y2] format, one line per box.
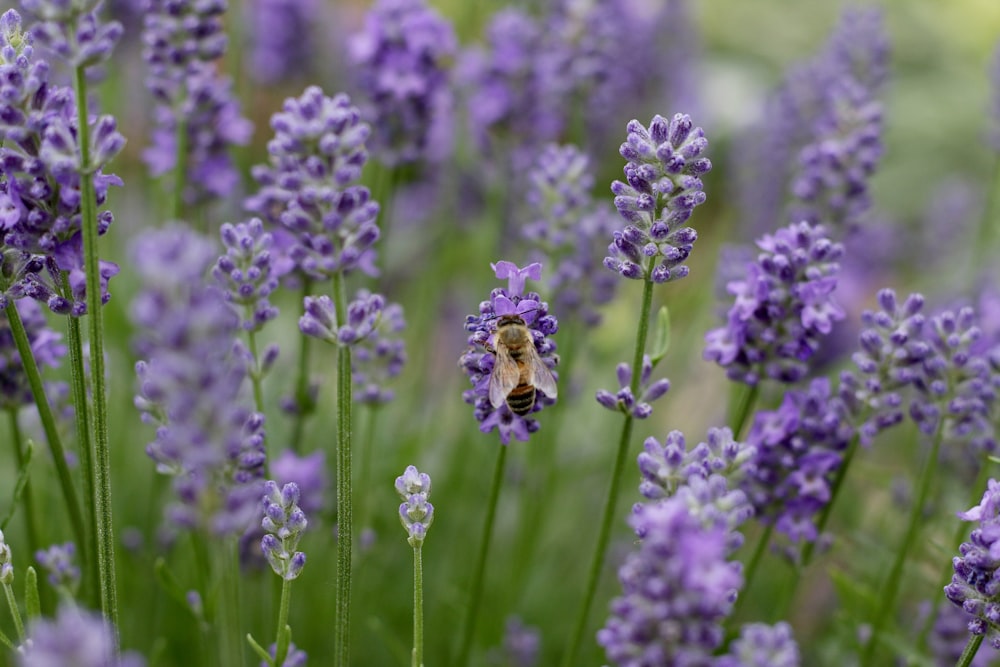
[487, 311, 558, 416]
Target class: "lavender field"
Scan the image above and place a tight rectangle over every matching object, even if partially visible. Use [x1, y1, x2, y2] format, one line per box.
[1, 0, 999, 665]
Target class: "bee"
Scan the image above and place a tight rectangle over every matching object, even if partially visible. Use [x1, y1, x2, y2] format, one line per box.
[488, 313, 558, 416]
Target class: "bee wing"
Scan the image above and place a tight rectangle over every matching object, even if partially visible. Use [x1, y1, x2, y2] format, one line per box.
[523, 344, 558, 400]
[489, 343, 521, 408]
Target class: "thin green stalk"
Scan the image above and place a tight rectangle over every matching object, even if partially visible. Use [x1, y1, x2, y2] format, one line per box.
[2, 581, 24, 642]
[860, 426, 944, 667]
[412, 545, 424, 667]
[561, 278, 655, 667]
[957, 632, 985, 667]
[728, 383, 760, 440]
[290, 278, 316, 451]
[728, 522, 773, 629]
[332, 270, 353, 667]
[171, 118, 188, 222]
[7, 410, 39, 566]
[246, 330, 266, 416]
[4, 300, 85, 556]
[800, 432, 861, 568]
[215, 537, 242, 667]
[456, 443, 508, 667]
[274, 578, 292, 667]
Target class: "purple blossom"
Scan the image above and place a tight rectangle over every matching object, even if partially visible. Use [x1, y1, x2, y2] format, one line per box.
[0, 298, 66, 410]
[19, 604, 145, 667]
[245, 0, 319, 85]
[261, 642, 307, 667]
[638, 427, 755, 501]
[523, 144, 617, 327]
[596, 354, 670, 420]
[348, 0, 456, 166]
[271, 448, 328, 516]
[606, 113, 711, 283]
[261, 480, 308, 580]
[21, 0, 123, 69]
[459, 261, 559, 445]
[742, 378, 853, 546]
[213, 218, 288, 333]
[131, 225, 265, 536]
[246, 86, 379, 279]
[716, 622, 801, 667]
[704, 221, 845, 386]
[492, 616, 540, 667]
[944, 479, 1000, 649]
[35, 542, 79, 592]
[597, 496, 743, 666]
[353, 300, 405, 404]
[142, 0, 251, 205]
[928, 601, 997, 667]
[299, 290, 385, 345]
[395, 464, 433, 547]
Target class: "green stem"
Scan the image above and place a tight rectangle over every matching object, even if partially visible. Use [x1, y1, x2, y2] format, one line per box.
[4, 301, 86, 558]
[274, 577, 292, 667]
[172, 118, 188, 222]
[73, 63, 118, 633]
[728, 383, 760, 440]
[729, 522, 773, 628]
[332, 270, 353, 667]
[561, 278, 655, 667]
[215, 537, 242, 667]
[7, 410, 39, 565]
[2, 582, 24, 642]
[412, 545, 424, 667]
[860, 426, 944, 666]
[456, 443, 508, 667]
[246, 330, 267, 417]
[957, 632, 985, 667]
[290, 279, 316, 451]
[800, 433, 861, 568]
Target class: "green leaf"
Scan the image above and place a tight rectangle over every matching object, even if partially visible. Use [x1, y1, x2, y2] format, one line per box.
[1, 440, 34, 532]
[24, 567, 40, 619]
[247, 633, 274, 666]
[153, 558, 196, 618]
[649, 306, 671, 367]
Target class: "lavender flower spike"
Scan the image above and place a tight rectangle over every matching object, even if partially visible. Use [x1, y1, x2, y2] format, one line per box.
[261, 480, 308, 581]
[19, 603, 146, 666]
[606, 113, 711, 283]
[716, 622, 801, 667]
[396, 465, 433, 547]
[595, 354, 670, 419]
[21, 0, 123, 69]
[300, 290, 385, 345]
[35, 542, 80, 593]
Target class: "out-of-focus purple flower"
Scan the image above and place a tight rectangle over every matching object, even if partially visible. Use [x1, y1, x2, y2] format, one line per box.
[19, 603, 145, 667]
[606, 113, 711, 284]
[348, 0, 456, 166]
[299, 290, 385, 345]
[21, 0, 123, 69]
[742, 378, 853, 546]
[0, 9, 123, 315]
[523, 144, 617, 327]
[245, 0, 318, 85]
[716, 622, 801, 667]
[459, 261, 559, 445]
[35, 542, 79, 592]
[246, 86, 379, 279]
[492, 616, 540, 667]
[944, 479, 1000, 649]
[928, 600, 997, 667]
[261, 480, 308, 580]
[596, 496, 743, 666]
[271, 449, 327, 516]
[0, 299, 66, 410]
[131, 225, 266, 536]
[213, 218, 284, 333]
[638, 427, 755, 501]
[595, 354, 670, 420]
[395, 464, 432, 547]
[142, 0, 251, 205]
[353, 300, 405, 404]
[260, 641, 307, 667]
[704, 221, 845, 385]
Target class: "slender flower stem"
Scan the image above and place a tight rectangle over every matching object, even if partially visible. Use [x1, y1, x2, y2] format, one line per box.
[332, 270, 353, 667]
[290, 279, 316, 451]
[3, 300, 85, 557]
[801, 432, 861, 568]
[73, 63, 119, 632]
[7, 410, 39, 567]
[957, 633, 985, 667]
[561, 278, 655, 667]
[2, 580, 24, 641]
[246, 330, 266, 416]
[729, 522, 773, 628]
[860, 425, 944, 667]
[215, 537, 242, 666]
[274, 577, 292, 667]
[412, 545, 424, 667]
[456, 443, 509, 666]
[728, 383, 759, 440]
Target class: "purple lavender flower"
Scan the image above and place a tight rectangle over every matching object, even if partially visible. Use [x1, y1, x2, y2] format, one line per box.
[131, 225, 265, 536]
[928, 600, 997, 667]
[606, 113, 711, 283]
[142, 0, 251, 205]
[0, 9, 124, 315]
[261, 480, 308, 580]
[245, 0, 319, 85]
[213, 218, 285, 333]
[35, 542, 79, 592]
[19, 604, 145, 667]
[348, 0, 456, 166]
[597, 496, 743, 666]
[0, 299, 66, 409]
[638, 427, 755, 500]
[353, 300, 405, 404]
[716, 622, 801, 667]
[21, 0, 123, 69]
[395, 465, 433, 547]
[742, 378, 853, 545]
[299, 290, 385, 345]
[271, 449, 328, 516]
[704, 221, 845, 385]
[246, 86, 379, 279]
[945, 479, 1000, 649]
[491, 616, 540, 667]
[595, 354, 670, 419]
[459, 261, 559, 445]
[523, 144, 617, 327]
[261, 642, 307, 667]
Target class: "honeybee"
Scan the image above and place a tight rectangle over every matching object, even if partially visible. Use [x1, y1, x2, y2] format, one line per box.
[488, 314, 558, 416]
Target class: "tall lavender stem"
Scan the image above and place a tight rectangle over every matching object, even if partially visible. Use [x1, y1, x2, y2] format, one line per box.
[333, 270, 353, 667]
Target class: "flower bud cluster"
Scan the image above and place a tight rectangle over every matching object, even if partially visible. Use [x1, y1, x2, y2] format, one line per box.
[35, 542, 80, 592]
[261, 480, 308, 581]
[638, 427, 754, 500]
[395, 465, 433, 547]
[595, 355, 670, 419]
[213, 219, 284, 333]
[299, 290, 385, 346]
[352, 301, 406, 405]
